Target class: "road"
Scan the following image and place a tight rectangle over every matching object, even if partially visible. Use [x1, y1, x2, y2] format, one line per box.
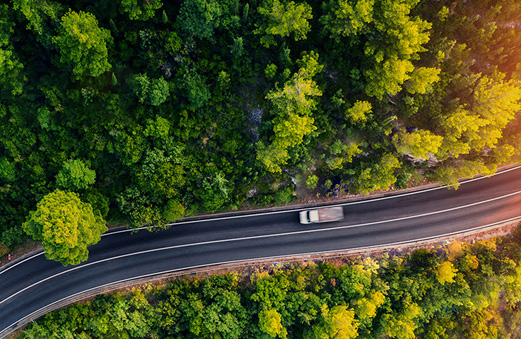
[1, 166, 521, 337]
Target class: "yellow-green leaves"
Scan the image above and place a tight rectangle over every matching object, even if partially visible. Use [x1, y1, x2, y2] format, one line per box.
[436, 261, 458, 285]
[119, 0, 162, 21]
[306, 305, 360, 339]
[23, 190, 107, 266]
[259, 309, 287, 338]
[52, 10, 111, 79]
[351, 153, 401, 194]
[321, 0, 375, 39]
[380, 303, 421, 339]
[257, 53, 322, 173]
[437, 74, 521, 165]
[255, 0, 312, 47]
[392, 129, 443, 160]
[405, 67, 441, 94]
[346, 100, 372, 123]
[56, 159, 96, 191]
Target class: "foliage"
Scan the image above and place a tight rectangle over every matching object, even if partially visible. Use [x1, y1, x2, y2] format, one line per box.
[392, 129, 443, 160]
[23, 224, 521, 338]
[119, 0, 162, 21]
[177, 0, 225, 40]
[255, 0, 312, 47]
[1, 0, 520, 260]
[52, 10, 111, 79]
[306, 174, 318, 190]
[22, 190, 107, 265]
[55, 159, 96, 191]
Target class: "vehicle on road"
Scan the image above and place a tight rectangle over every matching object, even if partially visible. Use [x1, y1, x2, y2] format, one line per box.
[299, 206, 344, 224]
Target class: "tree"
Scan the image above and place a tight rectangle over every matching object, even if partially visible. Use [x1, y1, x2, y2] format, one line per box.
[163, 199, 184, 223]
[129, 73, 150, 103]
[0, 4, 26, 95]
[259, 309, 287, 338]
[52, 10, 112, 79]
[436, 261, 458, 285]
[55, 159, 96, 191]
[22, 190, 107, 266]
[364, 58, 415, 99]
[257, 53, 322, 172]
[199, 172, 232, 212]
[320, 0, 374, 39]
[351, 153, 401, 194]
[184, 71, 211, 108]
[437, 74, 521, 160]
[129, 74, 169, 106]
[148, 77, 169, 106]
[119, 0, 162, 21]
[392, 129, 443, 160]
[177, 0, 224, 40]
[346, 101, 371, 123]
[380, 303, 420, 339]
[306, 305, 359, 339]
[12, 0, 63, 46]
[255, 0, 313, 47]
[323, 0, 432, 99]
[405, 67, 441, 95]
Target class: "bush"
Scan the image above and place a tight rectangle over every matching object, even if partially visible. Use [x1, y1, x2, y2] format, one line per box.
[306, 174, 319, 190]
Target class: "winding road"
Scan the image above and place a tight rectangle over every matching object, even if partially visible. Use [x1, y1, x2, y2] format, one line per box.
[1, 166, 521, 337]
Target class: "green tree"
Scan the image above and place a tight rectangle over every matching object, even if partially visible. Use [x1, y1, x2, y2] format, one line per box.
[178, 0, 224, 40]
[380, 303, 421, 339]
[129, 74, 169, 106]
[23, 190, 107, 266]
[163, 199, 185, 223]
[184, 71, 211, 108]
[351, 153, 401, 194]
[259, 309, 287, 338]
[52, 10, 112, 79]
[321, 0, 374, 39]
[346, 100, 371, 124]
[392, 129, 443, 160]
[257, 53, 322, 172]
[405, 67, 441, 95]
[119, 0, 162, 21]
[0, 4, 26, 95]
[56, 159, 96, 191]
[148, 78, 169, 106]
[306, 305, 359, 339]
[12, 0, 63, 46]
[255, 0, 313, 47]
[436, 261, 458, 285]
[306, 174, 319, 190]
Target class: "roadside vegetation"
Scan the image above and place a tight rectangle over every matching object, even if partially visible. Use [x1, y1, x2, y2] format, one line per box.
[1, 0, 521, 265]
[20, 225, 521, 338]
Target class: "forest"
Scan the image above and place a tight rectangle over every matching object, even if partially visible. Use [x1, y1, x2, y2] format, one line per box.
[21, 226, 521, 338]
[1, 0, 521, 264]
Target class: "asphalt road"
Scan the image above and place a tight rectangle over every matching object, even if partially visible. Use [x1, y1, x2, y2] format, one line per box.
[1, 166, 521, 337]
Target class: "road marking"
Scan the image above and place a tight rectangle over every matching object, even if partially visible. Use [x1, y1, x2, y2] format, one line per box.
[0, 252, 44, 276]
[2, 189, 521, 307]
[3, 165, 519, 276]
[101, 164, 521, 235]
[3, 214, 521, 337]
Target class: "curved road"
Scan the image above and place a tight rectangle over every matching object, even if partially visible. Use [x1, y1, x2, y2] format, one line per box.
[1, 166, 521, 337]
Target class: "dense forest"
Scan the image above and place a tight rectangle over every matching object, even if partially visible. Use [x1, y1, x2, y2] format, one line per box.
[1, 0, 521, 264]
[21, 226, 521, 338]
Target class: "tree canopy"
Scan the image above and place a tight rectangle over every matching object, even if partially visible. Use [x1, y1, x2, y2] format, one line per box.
[22, 190, 107, 265]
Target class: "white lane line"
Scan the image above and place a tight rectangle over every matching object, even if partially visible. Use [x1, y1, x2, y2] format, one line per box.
[0, 252, 44, 276]
[101, 164, 521, 235]
[2, 189, 520, 307]
[4, 163, 520, 276]
[3, 214, 521, 337]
